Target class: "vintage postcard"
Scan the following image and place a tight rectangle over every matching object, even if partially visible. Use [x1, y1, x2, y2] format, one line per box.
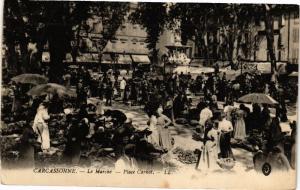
[0, 1, 299, 189]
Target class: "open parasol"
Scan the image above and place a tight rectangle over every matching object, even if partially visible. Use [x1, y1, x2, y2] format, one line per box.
[27, 83, 76, 98]
[238, 93, 278, 105]
[11, 73, 48, 85]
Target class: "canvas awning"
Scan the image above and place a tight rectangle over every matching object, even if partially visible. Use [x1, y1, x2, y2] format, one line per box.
[101, 54, 113, 64]
[103, 40, 149, 55]
[76, 53, 99, 63]
[131, 55, 150, 64]
[65, 53, 73, 63]
[117, 54, 132, 64]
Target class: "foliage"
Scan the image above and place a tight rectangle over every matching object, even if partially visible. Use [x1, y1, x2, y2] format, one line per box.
[3, 1, 129, 81]
[168, 3, 299, 71]
[129, 2, 168, 51]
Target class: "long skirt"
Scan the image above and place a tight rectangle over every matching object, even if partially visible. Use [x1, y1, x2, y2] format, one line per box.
[158, 126, 172, 151]
[234, 118, 246, 140]
[219, 133, 234, 159]
[36, 123, 50, 150]
[147, 126, 160, 148]
[196, 142, 219, 172]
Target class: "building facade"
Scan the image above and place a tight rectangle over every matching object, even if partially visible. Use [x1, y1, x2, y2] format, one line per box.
[255, 12, 299, 64]
[76, 2, 150, 67]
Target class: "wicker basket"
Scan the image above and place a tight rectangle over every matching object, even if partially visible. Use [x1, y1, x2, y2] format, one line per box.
[217, 158, 235, 170]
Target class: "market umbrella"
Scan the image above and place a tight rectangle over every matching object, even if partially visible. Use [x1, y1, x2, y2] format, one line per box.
[288, 72, 298, 77]
[68, 65, 79, 69]
[11, 73, 48, 85]
[27, 83, 76, 98]
[238, 93, 278, 105]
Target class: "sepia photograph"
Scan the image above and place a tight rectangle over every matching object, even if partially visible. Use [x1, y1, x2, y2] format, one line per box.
[0, 1, 299, 189]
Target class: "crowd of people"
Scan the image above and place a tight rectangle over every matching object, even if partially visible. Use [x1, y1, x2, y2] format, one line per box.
[1, 65, 296, 173]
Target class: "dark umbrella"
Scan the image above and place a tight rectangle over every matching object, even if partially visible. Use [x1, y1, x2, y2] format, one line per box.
[27, 83, 77, 98]
[11, 74, 48, 85]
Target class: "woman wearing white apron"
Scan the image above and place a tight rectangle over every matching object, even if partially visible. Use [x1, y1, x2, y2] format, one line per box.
[32, 102, 50, 152]
[147, 114, 160, 148]
[197, 120, 220, 173]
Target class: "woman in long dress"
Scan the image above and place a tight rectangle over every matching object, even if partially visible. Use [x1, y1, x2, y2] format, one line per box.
[157, 107, 172, 151]
[32, 102, 50, 152]
[219, 116, 234, 159]
[147, 114, 160, 148]
[234, 109, 246, 141]
[196, 119, 220, 172]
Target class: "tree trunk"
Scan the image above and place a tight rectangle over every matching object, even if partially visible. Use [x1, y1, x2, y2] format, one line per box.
[228, 19, 239, 69]
[212, 30, 219, 60]
[48, 25, 67, 84]
[7, 42, 19, 75]
[72, 23, 82, 65]
[19, 40, 30, 73]
[35, 40, 45, 74]
[228, 31, 238, 69]
[264, 5, 276, 74]
[204, 32, 210, 65]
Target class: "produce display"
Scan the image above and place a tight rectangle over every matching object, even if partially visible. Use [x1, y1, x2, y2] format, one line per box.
[172, 147, 198, 164]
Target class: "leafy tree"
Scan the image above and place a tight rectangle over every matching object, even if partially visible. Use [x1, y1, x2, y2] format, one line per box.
[129, 2, 168, 64]
[168, 3, 299, 73]
[169, 3, 221, 64]
[3, 1, 129, 82]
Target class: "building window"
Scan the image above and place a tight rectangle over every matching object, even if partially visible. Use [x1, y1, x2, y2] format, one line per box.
[292, 28, 299, 43]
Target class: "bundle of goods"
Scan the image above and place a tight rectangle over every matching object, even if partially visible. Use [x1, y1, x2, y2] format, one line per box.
[172, 147, 198, 164]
